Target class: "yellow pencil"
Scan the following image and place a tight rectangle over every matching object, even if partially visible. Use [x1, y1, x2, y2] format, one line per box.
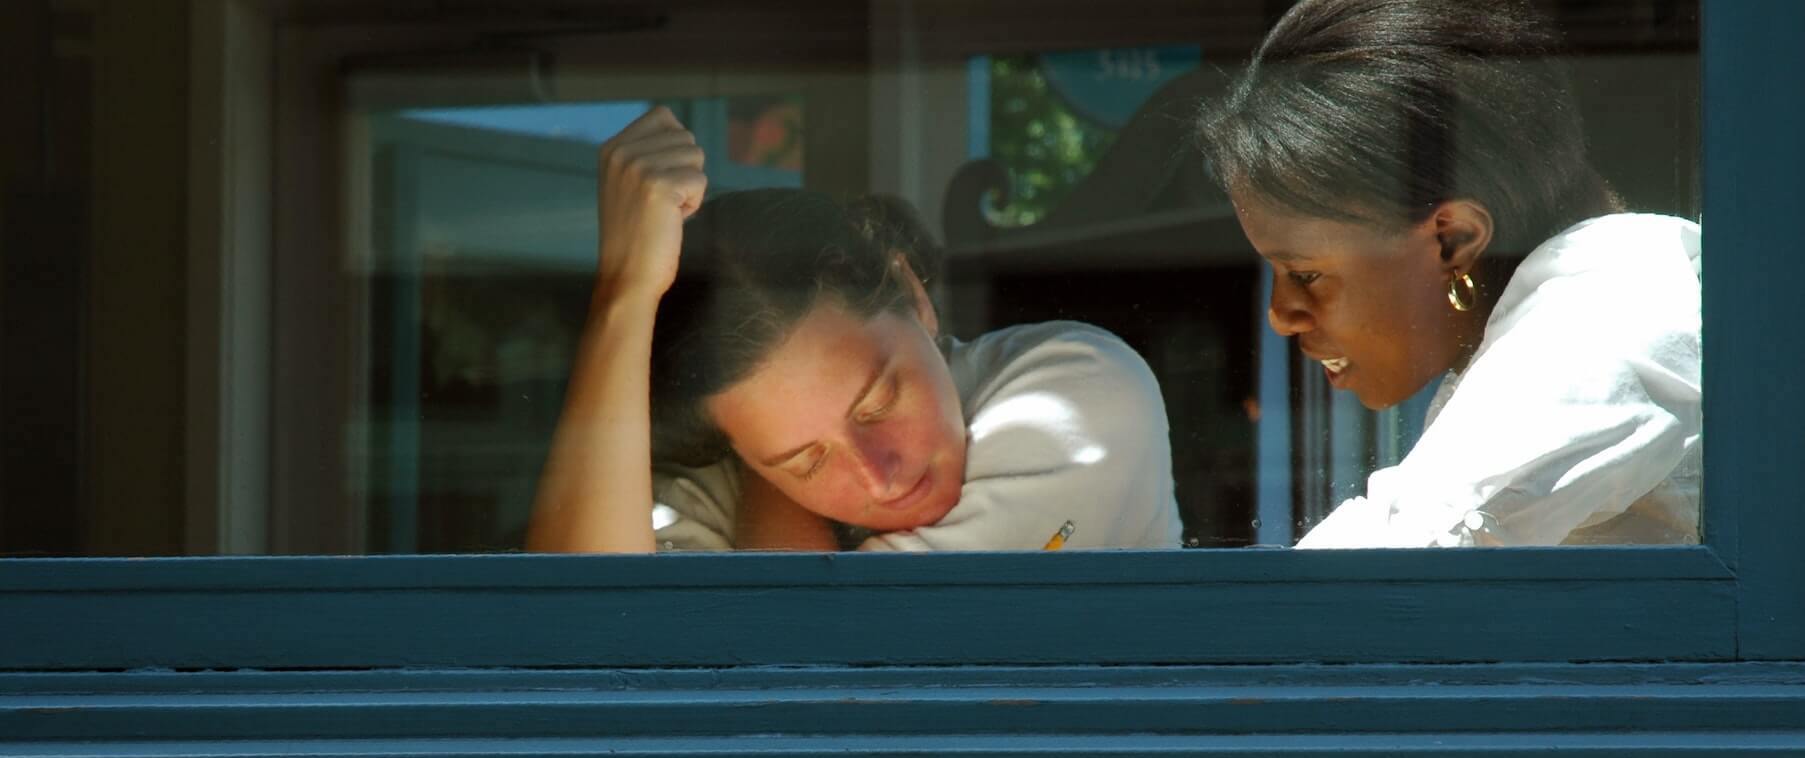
[1042, 520, 1076, 551]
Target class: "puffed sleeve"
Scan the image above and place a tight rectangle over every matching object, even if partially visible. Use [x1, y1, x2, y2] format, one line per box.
[650, 461, 740, 551]
[860, 324, 1183, 551]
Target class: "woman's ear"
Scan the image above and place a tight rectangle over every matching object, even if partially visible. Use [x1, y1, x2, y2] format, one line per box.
[893, 252, 940, 338]
[1432, 200, 1494, 276]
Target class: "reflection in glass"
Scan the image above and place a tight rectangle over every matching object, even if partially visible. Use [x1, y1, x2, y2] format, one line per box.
[0, 0, 1699, 555]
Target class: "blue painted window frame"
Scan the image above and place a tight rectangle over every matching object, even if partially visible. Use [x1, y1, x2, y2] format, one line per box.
[1, 0, 1800, 672]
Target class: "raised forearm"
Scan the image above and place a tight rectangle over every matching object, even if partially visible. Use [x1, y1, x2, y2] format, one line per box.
[524, 106, 705, 554]
[526, 287, 662, 553]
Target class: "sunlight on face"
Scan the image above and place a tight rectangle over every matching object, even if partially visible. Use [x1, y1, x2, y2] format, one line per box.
[705, 302, 968, 532]
[1232, 192, 1469, 410]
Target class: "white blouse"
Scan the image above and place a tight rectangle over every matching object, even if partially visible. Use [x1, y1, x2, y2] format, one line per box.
[1298, 214, 1703, 548]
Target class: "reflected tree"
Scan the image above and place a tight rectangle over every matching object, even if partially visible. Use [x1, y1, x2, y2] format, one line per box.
[987, 55, 1119, 227]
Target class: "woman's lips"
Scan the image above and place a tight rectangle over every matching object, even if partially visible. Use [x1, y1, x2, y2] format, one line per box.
[875, 471, 932, 511]
[1320, 357, 1351, 388]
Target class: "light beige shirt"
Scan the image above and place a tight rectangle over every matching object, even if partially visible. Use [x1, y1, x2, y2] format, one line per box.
[651, 321, 1184, 551]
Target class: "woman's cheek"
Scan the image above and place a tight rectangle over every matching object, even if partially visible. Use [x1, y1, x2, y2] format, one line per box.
[906, 404, 950, 465]
[907, 375, 959, 441]
[805, 472, 859, 524]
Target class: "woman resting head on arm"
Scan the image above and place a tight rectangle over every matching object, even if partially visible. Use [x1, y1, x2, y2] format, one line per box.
[1194, 0, 1702, 547]
[530, 108, 1182, 553]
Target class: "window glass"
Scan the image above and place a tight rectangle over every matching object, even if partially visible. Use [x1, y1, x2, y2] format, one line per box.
[0, 0, 1700, 556]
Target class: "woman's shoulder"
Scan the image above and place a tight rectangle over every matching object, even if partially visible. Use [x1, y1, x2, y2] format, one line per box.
[1493, 213, 1701, 338]
[952, 320, 1149, 384]
[956, 319, 1141, 364]
[1515, 213, 1700, 291]
[1455, 214, 1702, 425]
[949, 320, 1161, 416]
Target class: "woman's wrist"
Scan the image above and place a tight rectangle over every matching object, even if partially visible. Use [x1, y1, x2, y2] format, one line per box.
[591, 268, 666, 317]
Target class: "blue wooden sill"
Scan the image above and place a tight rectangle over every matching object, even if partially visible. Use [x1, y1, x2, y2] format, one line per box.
[0, 547, 1737, 669]
[4, 662, 1803, 756]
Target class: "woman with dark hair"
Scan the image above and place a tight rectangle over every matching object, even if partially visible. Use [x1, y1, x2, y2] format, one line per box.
[1195, 0, 1701, 547]
[527, 107, 1181, 552]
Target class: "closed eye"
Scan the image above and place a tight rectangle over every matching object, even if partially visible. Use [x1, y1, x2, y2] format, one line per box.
[855, 377, 900, 423]
[789, 445, 828, 481]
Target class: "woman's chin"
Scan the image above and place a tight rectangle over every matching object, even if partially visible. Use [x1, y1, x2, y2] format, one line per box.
[1352, 374, 1441, 410]
[863, 478, 962, 533]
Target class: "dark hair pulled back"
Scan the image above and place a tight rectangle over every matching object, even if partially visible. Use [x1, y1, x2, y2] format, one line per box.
[1195, 0, 1622, 264]
[647, 189, 943, 468]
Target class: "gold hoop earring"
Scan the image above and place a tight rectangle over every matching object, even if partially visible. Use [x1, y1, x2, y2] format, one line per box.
[1447, 273, 1478, 312]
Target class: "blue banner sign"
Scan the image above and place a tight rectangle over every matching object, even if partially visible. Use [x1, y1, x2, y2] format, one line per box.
[1038, 45, 1202, 129]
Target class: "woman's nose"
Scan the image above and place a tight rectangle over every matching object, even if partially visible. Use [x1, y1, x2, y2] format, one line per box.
[1267, 275, 1316, 337]
[849, 429, 903, 499]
